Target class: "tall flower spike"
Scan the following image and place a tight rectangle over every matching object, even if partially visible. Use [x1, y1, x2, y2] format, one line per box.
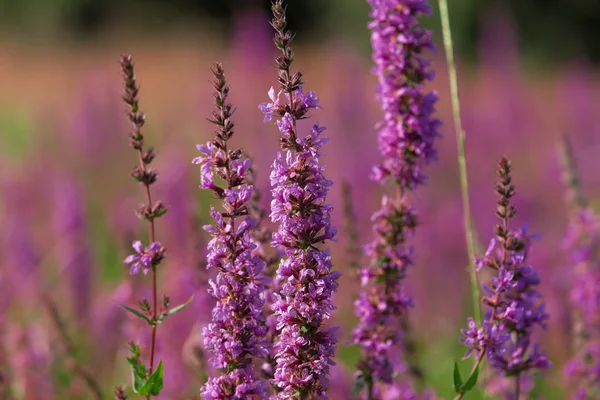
[246, 164, 284, 386]
[458, 158, 550, 400]
[563, 209, 600, 400]
[53, 179, 93, 323]
[259, 1, 340, 398]
[560, 135, 600, 399]
[352, 1, 441, 398]
[197, 63, 269, 400]
[119, 54, 168, 398]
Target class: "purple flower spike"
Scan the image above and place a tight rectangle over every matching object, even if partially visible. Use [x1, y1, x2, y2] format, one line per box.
[459, 158, 550, 397]
[199, 64, 269, 399]
[367, 0, 441, 189]
[260, 2, 340, 398]
[352, 0, 441, 397]
[123, 240, 164, 275]
[563, 208, 600, 396]
[558, 134, 600, 397]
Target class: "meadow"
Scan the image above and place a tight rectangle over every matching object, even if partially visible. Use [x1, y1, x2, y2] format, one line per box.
[0, 1, 599, 399]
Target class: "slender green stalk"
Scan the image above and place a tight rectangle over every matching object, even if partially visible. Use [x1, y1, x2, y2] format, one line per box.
[437, 0, 481, 324]
[558, 134, 587, 353]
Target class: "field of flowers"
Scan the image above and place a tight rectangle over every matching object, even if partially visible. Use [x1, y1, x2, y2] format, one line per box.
[1, 1, 599, 399]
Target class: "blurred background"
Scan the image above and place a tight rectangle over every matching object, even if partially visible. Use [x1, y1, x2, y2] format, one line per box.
[1, 0, 599, 398]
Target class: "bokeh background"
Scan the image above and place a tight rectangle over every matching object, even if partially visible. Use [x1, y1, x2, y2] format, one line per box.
[1, 0, 599, 398]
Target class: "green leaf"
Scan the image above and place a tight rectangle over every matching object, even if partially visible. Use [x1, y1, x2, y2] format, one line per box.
[114, 300, 154, 326]
[0, 109, 34, 163]
[139, 360, 164, 396]
[157, 295, 195, 323]
[351, 374, 366, 396]
[226, 362, 238, 373]
[127, 356, 148, 393]
[462, 364, 479, 391]
[337, 344, 361, 371]
[51, 354, 72, 389]
[453, 361, 463, 394]
[153, 207, 168, 218]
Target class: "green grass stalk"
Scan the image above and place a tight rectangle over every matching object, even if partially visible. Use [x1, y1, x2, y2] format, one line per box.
[437, 0, 481, 327]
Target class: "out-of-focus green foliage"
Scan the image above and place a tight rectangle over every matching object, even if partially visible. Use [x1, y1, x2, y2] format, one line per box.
[0, 0, 599, 66]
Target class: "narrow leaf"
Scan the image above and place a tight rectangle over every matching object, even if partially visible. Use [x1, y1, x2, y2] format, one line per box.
[453, 361, 463, 394]
[351, 374, 366, 396]
[139, 360, 164, 396]
[462, 364, 479, 391]
[158, 295, 195, 322]
[114, 300, 153, 326]
[127, 356, 147, 393]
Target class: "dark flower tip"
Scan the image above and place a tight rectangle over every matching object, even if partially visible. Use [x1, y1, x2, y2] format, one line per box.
[120, 54, 147, 151]
[114, 386, 128, 400]
[494, 157, 519, 248]
[270, 0, 303, 94]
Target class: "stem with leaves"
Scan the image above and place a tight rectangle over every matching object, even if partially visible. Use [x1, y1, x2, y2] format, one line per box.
[118, 54, 192, 398]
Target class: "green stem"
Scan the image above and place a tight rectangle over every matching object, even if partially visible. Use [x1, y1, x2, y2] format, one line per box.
[437, 0, 480, 325]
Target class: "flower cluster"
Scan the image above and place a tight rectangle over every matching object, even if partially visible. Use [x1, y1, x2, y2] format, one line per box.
[197, 64, 269, 399]
[563, 208, 600, 399]
[352, 0, 440, 397]
[368, 0, 441, 188]
[245, 166, 284, 383]
[260, 1, 340, 398]
[353, 196, 417, 397]
[460, 158, 550, 395]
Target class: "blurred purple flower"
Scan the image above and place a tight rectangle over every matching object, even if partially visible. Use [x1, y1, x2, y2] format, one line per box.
[6, 324, 53, 398]
[563, 207, 600, 397]
[1, 175, 42, 315]
[68, 74, 123, 165]
[53, 178, 93, 322]
[326, 365, 352, 399]
[230, 5, 272, 74]
[92, 282, 132, 371]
